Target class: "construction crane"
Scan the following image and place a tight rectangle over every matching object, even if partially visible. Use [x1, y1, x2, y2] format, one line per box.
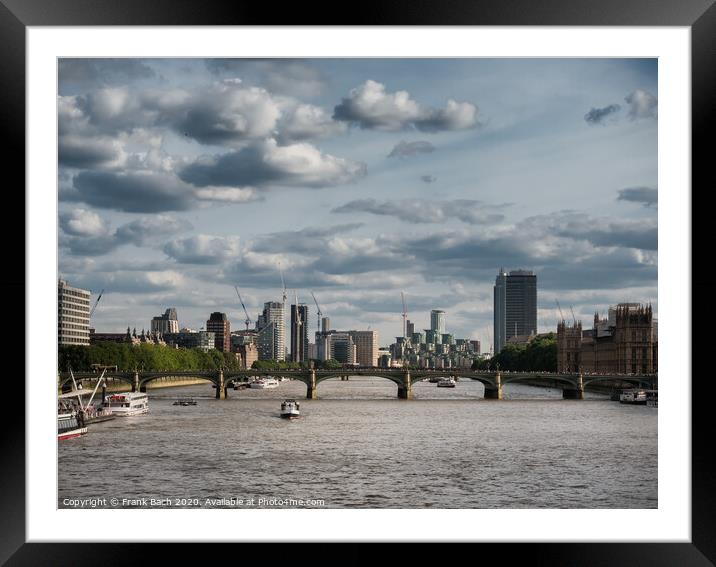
[555, 299, 565, 323]
[278, 262, 287, 308]
[234, 286, 252, 330]
[294, 290, 302, 325]
[569, 305, 577, 326]
[90, 289, 104, 319]
[311, 291, 322, 330]
[401, 291, 407, 338]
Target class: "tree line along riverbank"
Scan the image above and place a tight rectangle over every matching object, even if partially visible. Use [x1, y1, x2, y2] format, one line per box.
[59, 343, 243, 372]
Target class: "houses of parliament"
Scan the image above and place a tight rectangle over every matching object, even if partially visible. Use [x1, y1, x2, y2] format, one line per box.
[557, 303, 657, 374]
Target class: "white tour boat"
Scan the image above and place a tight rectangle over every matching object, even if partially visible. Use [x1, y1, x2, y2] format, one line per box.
[619, 389, 647, 405]
[102, 392, 149, 416]
[436, 378, 457, 388]
[280, 399, 300, 419]
[249, 378, 280, 389]
[58, 409, 87, 440]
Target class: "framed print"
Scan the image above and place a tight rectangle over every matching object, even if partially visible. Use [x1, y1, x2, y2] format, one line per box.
[2, 0, 714, 564]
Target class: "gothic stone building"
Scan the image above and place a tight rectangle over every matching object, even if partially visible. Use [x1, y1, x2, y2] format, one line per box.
[557, 303, 657, 374]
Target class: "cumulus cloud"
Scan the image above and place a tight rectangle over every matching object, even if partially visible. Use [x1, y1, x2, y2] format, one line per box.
[60, 211, 190, 256]
[576, 225, 657, 251]
[416, 99, 480, 132]
[333, 80, 479, 132]
[163, 235, 242, 264]
[115, 215, 192, 245]
[61, 81, 284, 146]
[252, 224, 364, 255]
[526, 211, 658, 251]
[70, 171, 197, 213]
[584, 103, 621, 125]
[66, 167, 266, 213]
[625, 89, 658, 120]
[278, 103, 347, 142]
[59, 134, 128, 169]
[59, 232, 120, 257]
[59, 208, 117, 256]
[387, 140, 435, 159]
[617, 186, 658, 207]
[332, 199, 506, 225]
[179, 139, 366, 189]
[60, 208, 108, 237]
[174, 83, 282, 146]
[192, 186, 260, 204]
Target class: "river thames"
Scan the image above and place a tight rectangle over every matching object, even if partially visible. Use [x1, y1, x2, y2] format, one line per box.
[58, 377, 657, 509]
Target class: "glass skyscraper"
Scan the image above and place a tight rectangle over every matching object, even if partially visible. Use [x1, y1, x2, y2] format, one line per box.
[494, 269, 537, 354]
[256, 301, 285, 361]
[430, 310, 446, 335]
[290, 303, 309, 362]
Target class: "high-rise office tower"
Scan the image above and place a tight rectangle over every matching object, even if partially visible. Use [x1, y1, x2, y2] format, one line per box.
[290, 303, 309, 362]
[494, 268, 537, 354]
[256, 301, 285, 361]
[430, 310, 446, 335]
[321, 317, 330, 333]
[406, 319, 415, 338]
[206, 312, 230, 352]
[493, 268, 508, 354]
[58, 278, 91, 346]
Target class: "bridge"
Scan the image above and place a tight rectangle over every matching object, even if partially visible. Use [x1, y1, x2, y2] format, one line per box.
[59, 368, 657, 400]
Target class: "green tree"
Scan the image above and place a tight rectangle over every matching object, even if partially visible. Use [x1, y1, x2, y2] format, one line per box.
[321, 358, 342, 369]
[486, 333, 557, 372]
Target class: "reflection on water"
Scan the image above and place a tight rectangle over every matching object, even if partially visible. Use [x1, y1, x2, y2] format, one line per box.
[58, 377, 657, 508]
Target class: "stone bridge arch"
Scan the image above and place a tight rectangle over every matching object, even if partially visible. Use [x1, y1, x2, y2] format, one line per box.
[315, 371, 404, 387]
[311, 370, 412, 399]
[138, 372, 218, 392]
[582, 375, 653, 389]
[444, 373, 501, 398]
[500, 373, 579, 388]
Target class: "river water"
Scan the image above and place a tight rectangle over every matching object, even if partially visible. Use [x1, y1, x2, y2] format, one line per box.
[58, 377, 657, 509]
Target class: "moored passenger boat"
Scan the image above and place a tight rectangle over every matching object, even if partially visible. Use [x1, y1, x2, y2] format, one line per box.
[437, 378, 456, 388]
[619, 389, 647, 405]
[102, 392, 149, 415]
[58, 410, 87, 440]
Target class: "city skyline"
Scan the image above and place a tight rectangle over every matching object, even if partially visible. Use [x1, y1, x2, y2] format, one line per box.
[58, 58, 658, 346]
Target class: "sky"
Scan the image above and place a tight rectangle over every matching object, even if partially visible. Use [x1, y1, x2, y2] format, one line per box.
[57, 58, 658, 350]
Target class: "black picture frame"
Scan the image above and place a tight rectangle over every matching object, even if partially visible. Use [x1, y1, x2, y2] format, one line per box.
[2, 0, 713, 564]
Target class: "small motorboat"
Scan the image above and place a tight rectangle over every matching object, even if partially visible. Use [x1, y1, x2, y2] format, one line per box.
[173, 397, 197, 406]
[280, 399, 300, 419]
